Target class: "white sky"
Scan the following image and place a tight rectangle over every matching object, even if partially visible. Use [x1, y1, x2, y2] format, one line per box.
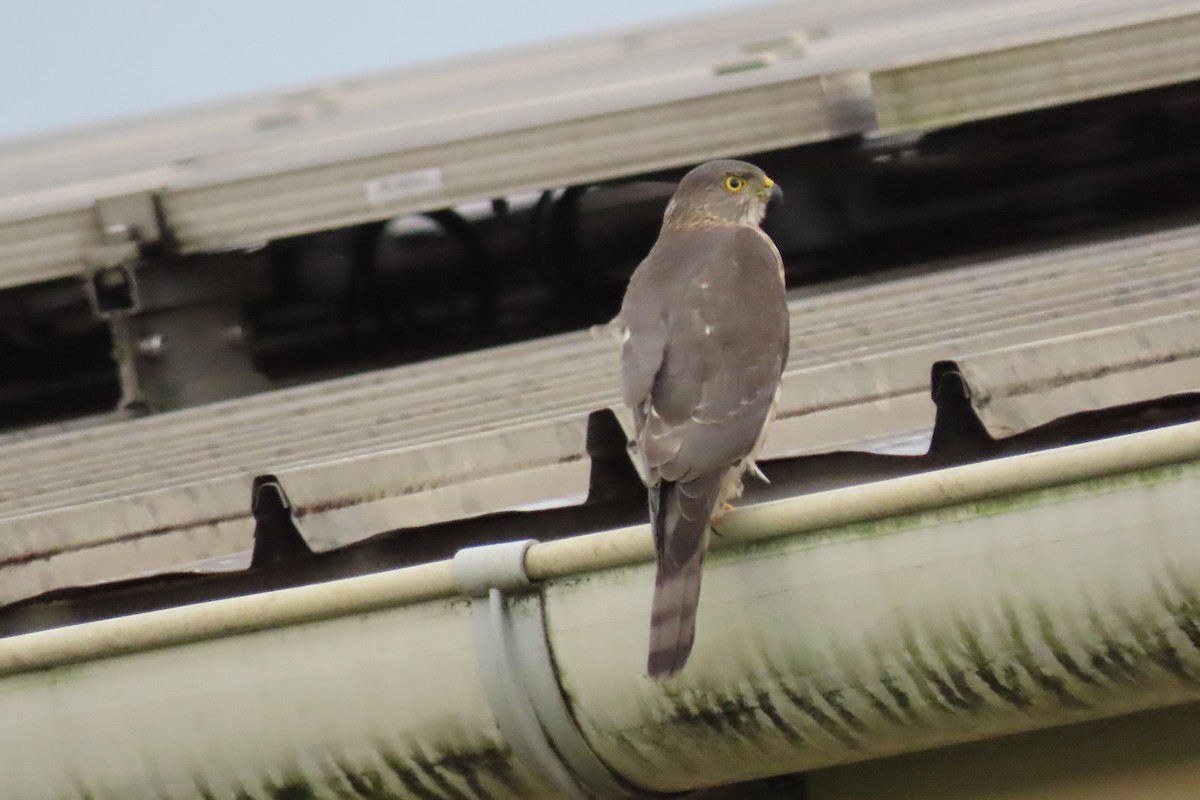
[1, 0, 757, 142]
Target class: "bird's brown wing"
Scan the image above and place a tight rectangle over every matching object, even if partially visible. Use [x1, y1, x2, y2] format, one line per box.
[619, 225, 788, 677]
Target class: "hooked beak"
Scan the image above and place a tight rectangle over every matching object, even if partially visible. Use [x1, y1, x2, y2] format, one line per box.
[759, 176, 783, 203]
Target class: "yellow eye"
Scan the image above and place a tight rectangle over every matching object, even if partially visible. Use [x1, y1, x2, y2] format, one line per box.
[723, 174, 746, 193]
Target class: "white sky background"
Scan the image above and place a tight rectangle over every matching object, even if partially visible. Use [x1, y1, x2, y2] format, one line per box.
[1, 0, 757, 142]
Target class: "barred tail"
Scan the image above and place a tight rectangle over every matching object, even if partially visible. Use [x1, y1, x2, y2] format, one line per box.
[647, 471, 723, 678]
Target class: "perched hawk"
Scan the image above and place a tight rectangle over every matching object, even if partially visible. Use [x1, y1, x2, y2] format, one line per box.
[617, 159, 789, 678]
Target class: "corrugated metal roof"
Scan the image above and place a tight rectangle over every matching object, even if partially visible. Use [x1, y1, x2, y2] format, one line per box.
[0, 221, 1197, 605]
[2, 0, 1199, 289]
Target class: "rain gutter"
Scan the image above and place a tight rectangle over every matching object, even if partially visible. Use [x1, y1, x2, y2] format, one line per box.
[1, 420, 1197, 798]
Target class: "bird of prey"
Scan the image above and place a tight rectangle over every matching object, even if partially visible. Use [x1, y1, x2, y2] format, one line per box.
[616, 159, 789, 678]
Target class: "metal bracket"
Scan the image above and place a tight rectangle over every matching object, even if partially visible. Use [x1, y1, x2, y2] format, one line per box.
[84, 259, 145, 410]
[250, 475, 313, 569]
[85, 263, 141, 319]
[94, 191, 164, 248]
[452, 540, 654, 800]
[928, 360, 998, 461]
[82, 192, 166, 410]
[820, 70, 878, 138]
[84, 191, 163, 318]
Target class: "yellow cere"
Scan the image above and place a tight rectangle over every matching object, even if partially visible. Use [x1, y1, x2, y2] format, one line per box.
[763, 177, 774, 189]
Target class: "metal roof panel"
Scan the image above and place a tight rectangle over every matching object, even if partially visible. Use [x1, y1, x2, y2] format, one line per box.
[1, 221, 1198, 603]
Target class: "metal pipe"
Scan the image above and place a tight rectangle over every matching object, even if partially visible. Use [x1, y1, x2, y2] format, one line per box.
[0, 559, 455, 678]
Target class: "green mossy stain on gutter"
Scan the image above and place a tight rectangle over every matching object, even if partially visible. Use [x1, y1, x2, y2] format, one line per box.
[653, 595, 1193, 754]
[900, 624, 979, 713]
[770, 674, 862, 750]
[1083, 604, 1144, 685]
[435, 746, 524, 800]
[379, 748, 453, 800]
[1151, 625, 1196, 684]
[336, 765, 396, 800]
[653, 686, 772, 747]
[852, 683, 907, 728]
[1034, 606, 1103, 688]
[925, 628, 987, 713]
[1115, 601, 1196, 685]
[755, 689, 805, 744]
[409, 748, 473, 800]
[267, 781, 316, 800]
[1176, 605, 1200, 658]
[893, 626, 955, 716]
[548, 564, 643, 592]
[1002, 601, 1088, 710]
[877, 671, 918, 722]
[821, 687, 870, 735]
[551, 461, 1199, 781]
[1164, 580, 1200, 658]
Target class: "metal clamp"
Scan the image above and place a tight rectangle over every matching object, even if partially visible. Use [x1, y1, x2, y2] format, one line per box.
[84, 190, 164, 314]
[83, 191, 168, 411]
[452, 540, 654, 800]
[820, 70, 878, 138]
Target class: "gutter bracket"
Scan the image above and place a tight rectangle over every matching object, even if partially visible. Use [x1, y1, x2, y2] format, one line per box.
[452, 540, 654, 800]
[250, 475, 314, 568]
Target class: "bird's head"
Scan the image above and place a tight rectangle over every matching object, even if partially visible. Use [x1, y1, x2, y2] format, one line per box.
[663, 159, 782, 228]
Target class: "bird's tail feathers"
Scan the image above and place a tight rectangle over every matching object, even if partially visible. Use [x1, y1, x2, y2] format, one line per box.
[647, 470, 723, 678]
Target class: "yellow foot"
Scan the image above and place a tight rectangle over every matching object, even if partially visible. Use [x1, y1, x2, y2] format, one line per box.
[710, 502, 734, 520]
[709, 502, 736, 532]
